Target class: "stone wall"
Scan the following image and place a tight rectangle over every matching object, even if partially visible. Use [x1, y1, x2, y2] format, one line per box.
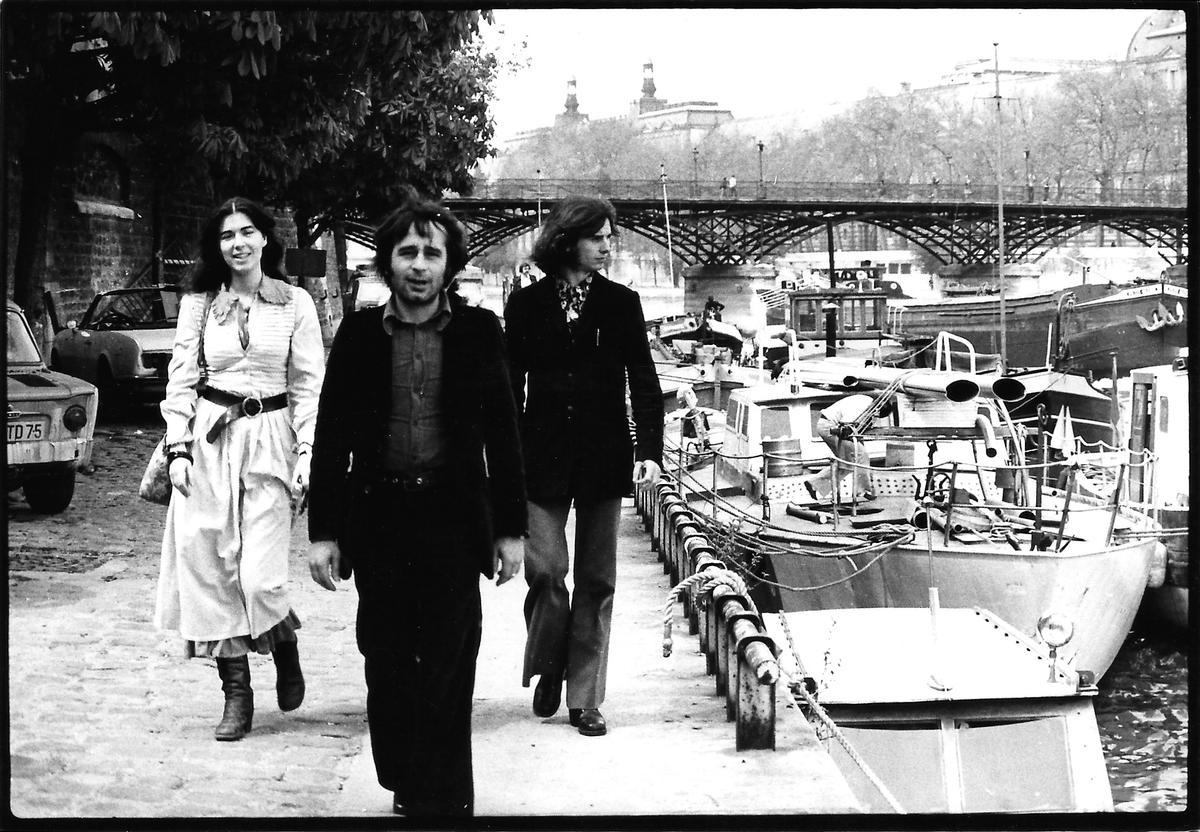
[7, 131, 303, 339]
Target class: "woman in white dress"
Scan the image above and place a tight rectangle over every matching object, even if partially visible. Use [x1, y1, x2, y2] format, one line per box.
[155, 197, 325, 741]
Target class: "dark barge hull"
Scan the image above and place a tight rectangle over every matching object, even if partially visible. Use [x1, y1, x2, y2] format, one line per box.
[889, 281, 1187, 378]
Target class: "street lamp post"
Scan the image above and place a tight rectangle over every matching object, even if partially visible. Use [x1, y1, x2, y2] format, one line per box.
[535, 168, 543, 228]
[692, 147, 699, 198]
[1024, 149, 1032, 201]
[660, 163, 675, 287]
[757, 140, 765, 199]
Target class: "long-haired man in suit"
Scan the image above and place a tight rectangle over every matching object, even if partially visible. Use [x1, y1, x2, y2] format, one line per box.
[503, 195, 663, 738]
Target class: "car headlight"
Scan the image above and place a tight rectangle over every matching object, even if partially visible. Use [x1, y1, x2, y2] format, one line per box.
[63, 404, 89, 432]
[1036, 612, 1074, 649]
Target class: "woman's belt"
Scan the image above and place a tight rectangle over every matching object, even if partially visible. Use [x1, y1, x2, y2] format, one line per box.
[201, 386, 288, 442]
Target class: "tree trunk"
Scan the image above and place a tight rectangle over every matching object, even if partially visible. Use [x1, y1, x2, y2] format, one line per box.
[332, 218, 352, 316]
[12, 95, 65, 353]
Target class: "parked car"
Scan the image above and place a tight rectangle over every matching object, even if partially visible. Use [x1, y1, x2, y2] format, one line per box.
[349, 273, 391, 311]
[7, 299, 98, 513]
[51, 285, 181, 406]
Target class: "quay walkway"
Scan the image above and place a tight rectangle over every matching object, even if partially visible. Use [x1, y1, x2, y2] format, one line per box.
[7, 415, 858, 824]
[335, 500, 860, 817]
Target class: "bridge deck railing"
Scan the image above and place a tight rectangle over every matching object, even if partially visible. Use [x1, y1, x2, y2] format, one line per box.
[462, 178, 1187, 209]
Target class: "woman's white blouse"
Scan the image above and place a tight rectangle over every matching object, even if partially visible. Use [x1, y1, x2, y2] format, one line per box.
[160, 278, 325, 449]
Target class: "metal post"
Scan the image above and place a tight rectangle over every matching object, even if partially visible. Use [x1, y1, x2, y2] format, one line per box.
[1024, 149, 1032, 201]
[536, 168, 543, 228]
[826, 221, 837, 289]
[660, 163, 676, 287]
[692, 147, 699, 198]
[993, 43, 1007, 373]
[757, 139, 765, 199]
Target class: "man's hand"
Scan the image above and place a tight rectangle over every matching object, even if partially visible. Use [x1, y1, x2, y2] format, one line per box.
[632, 459, 662, 486]
[169, 457, 192, 497]
[307, 540, 342, 591]
[291, 452, 311, 499]
[494, 536, 524, 586]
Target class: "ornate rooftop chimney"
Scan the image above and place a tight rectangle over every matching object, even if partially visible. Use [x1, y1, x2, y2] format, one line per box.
[641, 61, 657, 99]
[564, 77, 579, 116]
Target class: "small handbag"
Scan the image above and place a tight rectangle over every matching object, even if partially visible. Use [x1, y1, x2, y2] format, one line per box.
[138, 293, 212, 505]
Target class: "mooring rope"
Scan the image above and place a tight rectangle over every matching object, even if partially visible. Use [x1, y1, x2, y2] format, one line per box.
[661, 568, 752, 658]
[774, 611, 906, 814]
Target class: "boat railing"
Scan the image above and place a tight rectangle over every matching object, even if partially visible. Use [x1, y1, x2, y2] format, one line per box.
[665, 432, 1155, 548]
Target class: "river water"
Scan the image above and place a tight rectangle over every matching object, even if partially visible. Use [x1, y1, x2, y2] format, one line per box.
[1094, 620, 1189, 813]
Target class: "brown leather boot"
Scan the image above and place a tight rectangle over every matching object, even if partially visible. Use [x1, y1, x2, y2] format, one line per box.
[214, 656, 254, 741]
[272, 639, 305, 712]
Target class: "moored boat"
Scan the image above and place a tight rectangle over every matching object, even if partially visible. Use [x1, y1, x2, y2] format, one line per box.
[886, 271, 1187, 378]
[664, 356, 1161, 680]
[765, 605, 1113, 812]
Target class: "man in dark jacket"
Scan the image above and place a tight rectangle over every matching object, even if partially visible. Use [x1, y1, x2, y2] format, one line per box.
[503, 195, 663, 738]
[306, 193, 526, 816]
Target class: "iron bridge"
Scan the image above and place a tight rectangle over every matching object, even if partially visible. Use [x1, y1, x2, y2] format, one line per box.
[341, 178, 1189, 267]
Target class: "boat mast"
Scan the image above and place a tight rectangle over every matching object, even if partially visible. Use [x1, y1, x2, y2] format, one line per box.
[993, 43, 1007, 372]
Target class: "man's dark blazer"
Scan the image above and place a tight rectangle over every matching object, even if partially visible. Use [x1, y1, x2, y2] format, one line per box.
[503, 273, 663, 502]
[307, 298, 527, 578]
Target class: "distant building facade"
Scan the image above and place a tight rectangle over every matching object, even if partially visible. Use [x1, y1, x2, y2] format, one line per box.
[502, 60, 733, 151]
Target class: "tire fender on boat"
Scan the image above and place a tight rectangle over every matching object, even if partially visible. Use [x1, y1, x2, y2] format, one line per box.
[1147, 541, 1168, 589]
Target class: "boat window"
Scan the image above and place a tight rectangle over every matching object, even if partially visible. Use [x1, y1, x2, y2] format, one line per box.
[831, 724, 948, 813]
[844, 300, 859, 332]
[900, 263, 912, 274]
[957, 717, 1073, 811]
[761, 406, 792, 441]
[1159, 396, 1169, 432]
[864, 300, 881, 331]
[726, 401, 746, 437]
[793, 300, 817, 333]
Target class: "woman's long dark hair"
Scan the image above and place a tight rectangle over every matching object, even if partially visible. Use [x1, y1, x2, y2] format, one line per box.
[531, 195, 617, 276]
[185, 197, 286, 294]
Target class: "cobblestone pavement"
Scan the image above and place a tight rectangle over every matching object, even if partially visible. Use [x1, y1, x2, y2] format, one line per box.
[8, 408, 366, 819]
[9, 407, 856, 822]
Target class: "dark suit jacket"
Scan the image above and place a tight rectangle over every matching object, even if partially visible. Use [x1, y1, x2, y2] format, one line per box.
[503, 273, 663, 502]
[308, 299, 527, 578]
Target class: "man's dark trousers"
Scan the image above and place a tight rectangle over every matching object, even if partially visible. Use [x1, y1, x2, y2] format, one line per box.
[349, 479, 480, 816]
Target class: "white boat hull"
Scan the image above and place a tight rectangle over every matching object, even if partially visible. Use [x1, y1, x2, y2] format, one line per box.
[759, 532, 1155, 680]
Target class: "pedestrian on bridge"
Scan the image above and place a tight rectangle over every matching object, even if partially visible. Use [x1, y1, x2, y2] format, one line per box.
[155, 197, 325, 742]
[306, 191, 526, 817]
[503, 195, 664, 738]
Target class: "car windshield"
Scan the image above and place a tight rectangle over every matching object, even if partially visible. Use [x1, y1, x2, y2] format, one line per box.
[7, 309, 43, 365]
[83, 288, 180, 330]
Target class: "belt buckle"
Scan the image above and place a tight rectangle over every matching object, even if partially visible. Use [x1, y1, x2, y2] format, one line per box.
[241, 396, 263, 417]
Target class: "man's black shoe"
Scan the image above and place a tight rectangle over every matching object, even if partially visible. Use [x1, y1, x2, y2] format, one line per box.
[568, 708, 607, 736]
[532, 673, 562, 718]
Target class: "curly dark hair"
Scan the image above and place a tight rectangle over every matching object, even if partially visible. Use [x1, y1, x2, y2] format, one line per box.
[185, 197, 286, 294]
[531, 195, 618, 276]
[373, 190, 469, 285]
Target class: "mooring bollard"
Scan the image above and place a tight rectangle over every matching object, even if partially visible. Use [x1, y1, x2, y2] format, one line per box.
[690, 551, 722, 638]
[655, 491, 684, 556]
[736, 633, 779, 751]
[724, 611, 764, 720]
[671, 517, 702, 584]
[711, 589, 751, 695]
[664, 504, 691, 575]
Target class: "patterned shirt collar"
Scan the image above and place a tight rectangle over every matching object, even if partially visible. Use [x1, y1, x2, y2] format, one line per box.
[210, 276, 291, 322]
[382, 290, 452, 335]
[556, 273, 594, 324]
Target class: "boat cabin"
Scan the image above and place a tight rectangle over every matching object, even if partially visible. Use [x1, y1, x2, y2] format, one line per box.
[714, 372, 1024, 505]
